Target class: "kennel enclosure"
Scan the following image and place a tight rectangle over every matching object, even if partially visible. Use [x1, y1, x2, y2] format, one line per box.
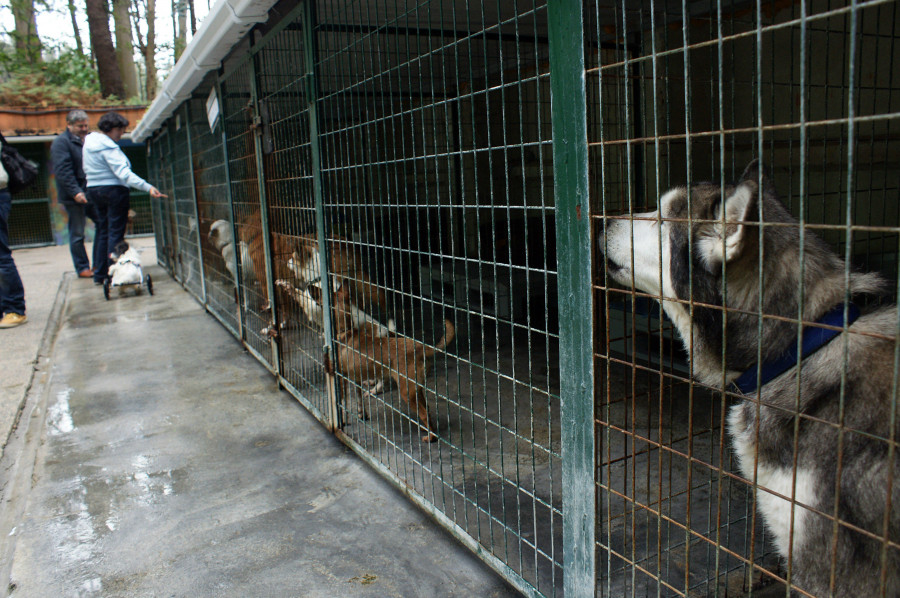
[134, 0, 900, 595]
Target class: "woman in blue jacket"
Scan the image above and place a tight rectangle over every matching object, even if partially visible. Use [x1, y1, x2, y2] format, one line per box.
[83, 111, 166, 285]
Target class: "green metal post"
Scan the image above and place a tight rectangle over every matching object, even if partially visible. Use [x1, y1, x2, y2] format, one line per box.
[162, 127, 178, 271]
[216, 77, 247, 342]
[183, 102, 208, 304]
[301, 0, 341, 432]
[248, 50, 282, 373]
[548, 1, 596, 596]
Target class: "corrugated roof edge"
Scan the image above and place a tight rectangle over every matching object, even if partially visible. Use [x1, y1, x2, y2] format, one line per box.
[131, 0, 278, 143]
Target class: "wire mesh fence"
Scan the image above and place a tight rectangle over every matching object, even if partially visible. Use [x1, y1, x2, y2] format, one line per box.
[188, 90, 241, 336]
[313, 1, 562, 591]
[221, 58, 279, 370]
[8, 142, 53, 248]
[142, 0, 900, 596]
[149, 128, 178, 274]
[591, 0, 900, 596]
[122, 145, 156, 237]
[166, 104, 205, 300]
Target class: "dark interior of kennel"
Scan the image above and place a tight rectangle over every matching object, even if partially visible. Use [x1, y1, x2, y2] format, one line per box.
[145, 0, 900, 596]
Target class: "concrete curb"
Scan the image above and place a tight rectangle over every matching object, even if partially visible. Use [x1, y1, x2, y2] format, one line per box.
[0, 273, 71, 457]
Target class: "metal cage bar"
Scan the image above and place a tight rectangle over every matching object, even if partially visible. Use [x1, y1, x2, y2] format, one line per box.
[547, 0, 595, 595]
[169, 104, 206, 301]
[220, 58, 278, 372]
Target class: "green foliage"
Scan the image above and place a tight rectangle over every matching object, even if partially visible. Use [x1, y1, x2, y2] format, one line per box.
[0, 44, 133, 107]
[39, 48, 98, 91]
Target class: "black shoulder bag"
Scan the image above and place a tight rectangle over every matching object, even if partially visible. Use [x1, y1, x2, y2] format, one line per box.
[0, 131, 39, 194]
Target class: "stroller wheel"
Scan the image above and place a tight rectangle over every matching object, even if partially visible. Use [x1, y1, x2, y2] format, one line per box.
[146, 274, 154, 296]
[103, 278, 111, 301]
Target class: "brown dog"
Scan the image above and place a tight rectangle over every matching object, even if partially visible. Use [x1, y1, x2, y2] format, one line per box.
[290, 234, 388, 317]
[334, 293, 455, 443]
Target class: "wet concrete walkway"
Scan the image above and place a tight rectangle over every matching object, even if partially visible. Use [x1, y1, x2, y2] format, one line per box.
[0, 260, 517, 597]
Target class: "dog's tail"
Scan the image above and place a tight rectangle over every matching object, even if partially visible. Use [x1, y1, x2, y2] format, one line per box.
[425, 319, 455, 357]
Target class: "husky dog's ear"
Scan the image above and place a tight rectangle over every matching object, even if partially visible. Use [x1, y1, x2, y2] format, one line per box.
[718, 179, 757, 263]
[739, 159, 777, 198]
[739, 159, 762, 183]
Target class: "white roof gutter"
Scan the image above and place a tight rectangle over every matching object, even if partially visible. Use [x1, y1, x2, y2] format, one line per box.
[131, 0, 277, 142]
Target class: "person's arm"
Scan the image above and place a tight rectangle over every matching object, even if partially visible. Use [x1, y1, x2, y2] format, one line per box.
[105, 147, 153, 193]
[50, 137, 85, 200]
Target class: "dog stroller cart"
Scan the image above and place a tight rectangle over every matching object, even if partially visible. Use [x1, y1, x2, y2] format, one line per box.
[103, 250, 153, 300]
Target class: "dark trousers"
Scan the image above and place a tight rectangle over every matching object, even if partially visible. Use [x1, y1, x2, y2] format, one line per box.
[0, 189, 25, 315]
[87, 185, 130, 283]
[62, 201, 98, 273]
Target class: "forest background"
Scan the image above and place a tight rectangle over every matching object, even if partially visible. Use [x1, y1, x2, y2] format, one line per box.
[0, 0, 209, 106]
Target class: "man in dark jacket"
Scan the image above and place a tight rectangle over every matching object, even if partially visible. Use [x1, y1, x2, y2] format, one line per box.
[51, 110, 97, 277]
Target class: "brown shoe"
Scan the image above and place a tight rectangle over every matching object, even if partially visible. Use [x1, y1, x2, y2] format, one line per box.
[78, 269, 93, 278]
[0, 313, 27, 329]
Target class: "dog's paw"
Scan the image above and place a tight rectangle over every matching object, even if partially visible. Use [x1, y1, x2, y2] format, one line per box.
[362, 379, 384, 395]
[422, 432, 437, 443]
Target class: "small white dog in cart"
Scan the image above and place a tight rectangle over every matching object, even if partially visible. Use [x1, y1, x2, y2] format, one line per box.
[600, 161, 899, 596]
[108, 241, 143, 295]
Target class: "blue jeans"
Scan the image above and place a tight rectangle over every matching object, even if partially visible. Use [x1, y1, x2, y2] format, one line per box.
[0, 189, 26, 316]
[87, 185, 130, 283]
[62, 201, 98, 273]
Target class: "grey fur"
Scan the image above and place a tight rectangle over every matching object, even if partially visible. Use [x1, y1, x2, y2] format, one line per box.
[600, 161, 899, 596]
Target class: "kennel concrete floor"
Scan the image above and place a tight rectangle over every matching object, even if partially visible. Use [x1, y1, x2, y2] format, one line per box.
[0, 254, 518, 596]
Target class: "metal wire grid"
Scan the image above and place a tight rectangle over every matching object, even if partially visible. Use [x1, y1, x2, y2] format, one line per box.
[220, 59, 278, 369]
[122, 146, 156, 237]
[253, 17, 333, 422]
[591, 0, 900, 596]
[9, 142, 53, 248]
[166, 104, 205, 300]
[311, 0, 561, 593]
[8, 201, 53, 248]
[188, 92, 242, 336]
[127, 194, 155, 236]
[146, 136, 167, 263]
[154, 129, 179, 274]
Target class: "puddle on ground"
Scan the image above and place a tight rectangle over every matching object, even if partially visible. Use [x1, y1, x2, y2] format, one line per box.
[47, 388, 75, 436]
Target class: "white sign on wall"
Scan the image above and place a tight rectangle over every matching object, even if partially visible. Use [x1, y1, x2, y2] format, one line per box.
[206, 87, 220, 132]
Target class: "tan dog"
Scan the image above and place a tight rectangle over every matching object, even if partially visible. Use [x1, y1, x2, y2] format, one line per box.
[333, 287, 455, 443]
[239, 218, 296, 303]
[289, 234, 388, 317]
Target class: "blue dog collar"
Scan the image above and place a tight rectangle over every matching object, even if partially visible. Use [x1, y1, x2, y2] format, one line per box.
[731, 303, 861, 395]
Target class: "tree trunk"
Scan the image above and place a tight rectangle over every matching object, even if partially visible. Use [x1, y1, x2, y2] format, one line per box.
[66, 0, 84, 55]
[86, 0, 125, 99]
[188, 0, 196, 35]
[10, 0, 41, 64]
[132, 0, 158, 100]
[173, 0, 187, 61]
[144, 0, 158, 99]
[112, 0, 139, 99]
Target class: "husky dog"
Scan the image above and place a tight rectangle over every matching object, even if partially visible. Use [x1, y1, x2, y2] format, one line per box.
[600, 161, 899, 596]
